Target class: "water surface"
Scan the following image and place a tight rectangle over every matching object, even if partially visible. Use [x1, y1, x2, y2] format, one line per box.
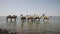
[0, 16, 60, 32]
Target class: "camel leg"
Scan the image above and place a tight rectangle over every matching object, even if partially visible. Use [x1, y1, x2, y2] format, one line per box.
[10, 18, 12, 22]
[15, 18, 16, 22]
[31, 19, 33, 22]
[43, 19, 45, 21]
[21, 19, 25, 22]
[6, 18, 8, 22]
[27, 19, 29, 22]
[33, 18, 35, 22]
[24, 19, 26, 22]
[38, 19, 40, 21]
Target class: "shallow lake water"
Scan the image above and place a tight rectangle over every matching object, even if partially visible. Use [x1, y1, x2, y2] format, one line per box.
[0, 16, 60, 34]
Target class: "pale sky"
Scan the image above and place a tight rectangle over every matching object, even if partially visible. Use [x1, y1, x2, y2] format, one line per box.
[0, 0, 60, 16]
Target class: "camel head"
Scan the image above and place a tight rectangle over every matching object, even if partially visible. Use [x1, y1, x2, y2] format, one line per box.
[21, 14, 23, 17]
[42, 14, 45, 17]
[8, 15, 11, 17]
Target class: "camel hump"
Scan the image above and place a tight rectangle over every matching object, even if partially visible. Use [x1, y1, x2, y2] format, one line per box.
[13, 15, 17, 18]
[6, 15, 11, 18]
[13, 15, 17, 16]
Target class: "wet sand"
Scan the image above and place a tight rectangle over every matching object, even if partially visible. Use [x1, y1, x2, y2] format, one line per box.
[0, 29, 60, 34]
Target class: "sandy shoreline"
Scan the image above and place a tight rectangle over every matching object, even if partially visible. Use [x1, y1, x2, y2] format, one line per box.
[0, 29, 60, 34]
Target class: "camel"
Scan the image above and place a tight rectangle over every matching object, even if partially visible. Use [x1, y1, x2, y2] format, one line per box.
[20, 14, 26, 22]
[21, 15, 26, 19]
[27, 15, 34, 22]
[6, 15, 17, 22]
[42, 14, 49, 21]
[26, 15, 41, 22]
[43, 16, 49, 20]
[33, 15, 41, 21]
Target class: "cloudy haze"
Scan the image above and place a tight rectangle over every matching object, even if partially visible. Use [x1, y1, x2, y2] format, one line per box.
[0, 0, 60, 16]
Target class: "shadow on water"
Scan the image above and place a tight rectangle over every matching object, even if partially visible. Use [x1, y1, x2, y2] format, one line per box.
[42, 20, 50, 31]
[20, 19, 42, 31]
[20, 19, 51, 34]
[6, 19, 17, 32]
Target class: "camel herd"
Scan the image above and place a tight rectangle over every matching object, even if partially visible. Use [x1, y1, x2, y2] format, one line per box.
[6, 14, 50, 22]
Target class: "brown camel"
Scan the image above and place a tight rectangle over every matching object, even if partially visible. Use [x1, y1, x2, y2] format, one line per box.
[20, 14, 26, 22]
[42, 14, 49, 21]
[6, 15, 17, 22]
[44, 16, 49, 20]
[26, 15, 34, 22]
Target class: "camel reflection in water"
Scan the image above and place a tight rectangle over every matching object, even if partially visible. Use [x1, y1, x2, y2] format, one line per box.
[7, 22, 17, 30]
[6, 16, 17, 32]
[20, 14, 50, 31]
